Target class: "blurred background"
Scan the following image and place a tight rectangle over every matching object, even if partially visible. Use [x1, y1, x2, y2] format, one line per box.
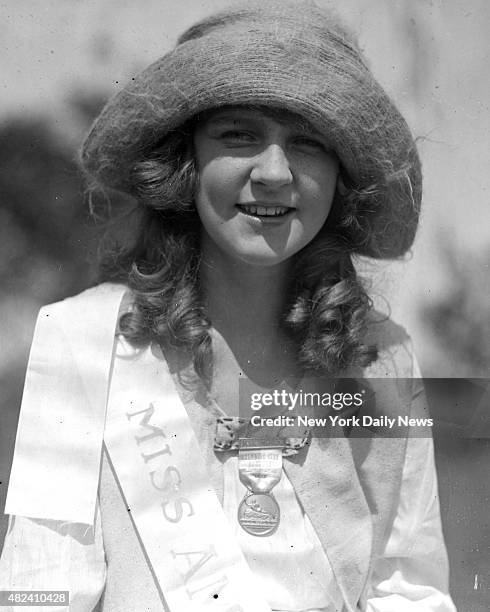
[0, 0, 489, 609]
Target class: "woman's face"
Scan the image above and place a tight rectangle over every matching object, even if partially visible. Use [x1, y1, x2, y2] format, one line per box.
[193, 107, 339, 267]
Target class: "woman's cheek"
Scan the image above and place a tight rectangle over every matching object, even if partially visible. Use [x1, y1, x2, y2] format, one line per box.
[197, 163, 243, 214]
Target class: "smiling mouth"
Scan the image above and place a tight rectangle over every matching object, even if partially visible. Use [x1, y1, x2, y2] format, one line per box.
[236, 204, 293, 218]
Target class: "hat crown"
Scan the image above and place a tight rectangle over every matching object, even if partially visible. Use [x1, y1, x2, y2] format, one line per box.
[177, 1, 362, 60]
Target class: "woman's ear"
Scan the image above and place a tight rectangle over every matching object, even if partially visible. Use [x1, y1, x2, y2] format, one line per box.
[336, 173, 349, 197]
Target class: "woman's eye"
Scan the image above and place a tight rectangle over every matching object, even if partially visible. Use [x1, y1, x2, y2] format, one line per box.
[292, 137, 327, 152]
[218, 130, 256, 145]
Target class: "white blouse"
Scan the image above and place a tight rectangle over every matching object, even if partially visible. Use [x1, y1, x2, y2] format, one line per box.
[0, 434, 456, 612]
[0, 285, 458, 610]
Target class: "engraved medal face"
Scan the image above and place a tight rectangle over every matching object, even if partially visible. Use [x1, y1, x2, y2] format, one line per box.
[237, 492, 280, 536]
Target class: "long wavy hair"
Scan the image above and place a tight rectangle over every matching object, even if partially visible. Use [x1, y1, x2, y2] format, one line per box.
[97, 109, 378, 387]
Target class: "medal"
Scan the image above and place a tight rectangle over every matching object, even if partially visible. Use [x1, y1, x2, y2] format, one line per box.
[237, 440, 283, 536]
[237, 492, 280, 536]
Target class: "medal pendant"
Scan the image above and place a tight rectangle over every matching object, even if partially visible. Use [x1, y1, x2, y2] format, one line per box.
[237, 442, 283, 536]
[237, 492, 280, 537]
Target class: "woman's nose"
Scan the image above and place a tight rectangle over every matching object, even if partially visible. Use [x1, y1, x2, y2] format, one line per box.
[250, 144, 293, 188]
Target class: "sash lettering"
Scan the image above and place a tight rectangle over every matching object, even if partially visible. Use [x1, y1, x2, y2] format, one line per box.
[127, 403, 194, 522]
[107, 346, 272, 611]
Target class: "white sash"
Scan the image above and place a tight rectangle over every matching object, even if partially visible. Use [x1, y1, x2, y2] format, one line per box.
[5, 283, 127, 523]
[104, 338, 271, 612]
[6, 283, 272, 612]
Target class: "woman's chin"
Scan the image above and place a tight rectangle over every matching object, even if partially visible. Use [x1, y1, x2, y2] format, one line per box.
[229, 247, 295, 268]
[200, 224, 307, 269]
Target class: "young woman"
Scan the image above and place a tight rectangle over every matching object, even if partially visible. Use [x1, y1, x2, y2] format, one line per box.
[0, 2, 456, 611]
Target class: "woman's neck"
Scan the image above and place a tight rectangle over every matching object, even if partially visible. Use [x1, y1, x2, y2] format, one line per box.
[198, 241, 299, 390]
[200, 249, 291, 337]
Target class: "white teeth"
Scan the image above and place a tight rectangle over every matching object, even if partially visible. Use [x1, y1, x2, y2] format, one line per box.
[240, 205, 290, 217]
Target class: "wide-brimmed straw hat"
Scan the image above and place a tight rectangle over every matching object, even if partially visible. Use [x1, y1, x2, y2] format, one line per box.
[81, 1, 421, 259]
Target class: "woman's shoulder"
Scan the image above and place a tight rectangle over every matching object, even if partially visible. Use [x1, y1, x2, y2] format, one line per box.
[31, 282, 131, 354]
[38, 282, 130, 328]
[45, 282, 129, 310]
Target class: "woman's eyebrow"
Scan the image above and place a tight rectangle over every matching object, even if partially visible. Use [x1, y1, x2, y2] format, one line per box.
[205, 113, 251, 126]
[288, 119, 320, 136]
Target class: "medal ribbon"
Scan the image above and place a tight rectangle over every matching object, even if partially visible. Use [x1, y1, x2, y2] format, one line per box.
[238, 447, 282, 493]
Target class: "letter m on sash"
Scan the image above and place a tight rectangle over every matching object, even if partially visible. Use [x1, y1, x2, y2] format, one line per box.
[127, 402, 167, 444]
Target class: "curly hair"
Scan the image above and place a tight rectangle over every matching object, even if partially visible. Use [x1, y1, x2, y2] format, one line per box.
[98, 112, 378, 387]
